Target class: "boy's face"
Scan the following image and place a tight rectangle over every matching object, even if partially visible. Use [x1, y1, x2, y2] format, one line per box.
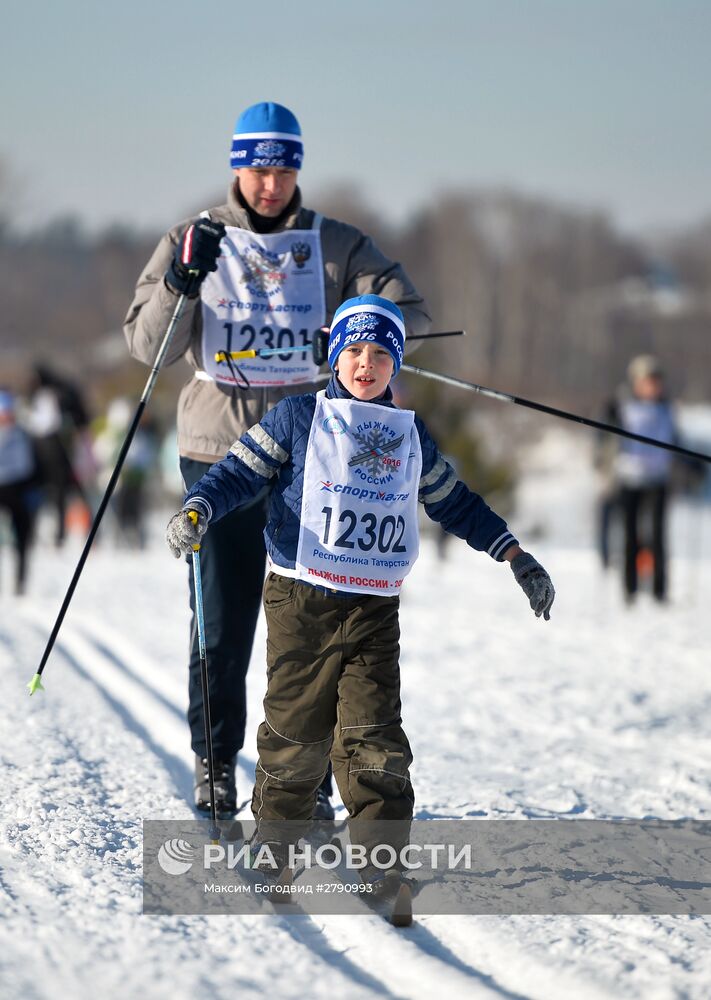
[336, 342, 395, 400]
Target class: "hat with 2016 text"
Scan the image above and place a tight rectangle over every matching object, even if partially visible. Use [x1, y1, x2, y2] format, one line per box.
[230, 102, 303, 170]
[328, 295, 406, 374]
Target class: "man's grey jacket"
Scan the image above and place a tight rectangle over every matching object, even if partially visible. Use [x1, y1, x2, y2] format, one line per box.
[123, 183, 431, 462]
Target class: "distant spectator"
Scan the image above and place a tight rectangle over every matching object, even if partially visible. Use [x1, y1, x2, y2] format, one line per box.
[94, 399, 160, 548]
[26, 364, 92, 546]
[0, 390, 38, 595]
[607, 355, 676, 603]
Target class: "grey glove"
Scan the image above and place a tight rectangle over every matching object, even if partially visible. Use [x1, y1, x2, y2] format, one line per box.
[166, 504, 208, 558]
[510, 552, 555, 620]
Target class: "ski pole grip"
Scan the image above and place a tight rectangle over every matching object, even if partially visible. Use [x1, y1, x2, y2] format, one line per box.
[187, 510, 201, 551]
[215, 349, 258, 362]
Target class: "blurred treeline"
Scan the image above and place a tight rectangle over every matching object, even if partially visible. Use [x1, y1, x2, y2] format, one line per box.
[314, 186, 711, 405]
[2, 182, 710, 507]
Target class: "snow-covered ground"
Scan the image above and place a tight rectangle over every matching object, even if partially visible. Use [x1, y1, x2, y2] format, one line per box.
[1, 429, 710, 1000]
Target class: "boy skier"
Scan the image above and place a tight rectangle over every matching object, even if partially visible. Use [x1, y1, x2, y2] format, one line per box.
[166, 294, 554, 886]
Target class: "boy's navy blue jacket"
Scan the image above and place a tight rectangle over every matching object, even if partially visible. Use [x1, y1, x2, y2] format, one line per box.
[184, 376, 517, 581]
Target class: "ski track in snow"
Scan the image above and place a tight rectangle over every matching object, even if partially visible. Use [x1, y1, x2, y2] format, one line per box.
[1, 432, 711, 1000]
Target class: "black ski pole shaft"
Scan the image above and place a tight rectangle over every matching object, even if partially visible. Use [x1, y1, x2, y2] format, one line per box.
[408, 330, 465, 342]
[401, 364, 711, 465]
[28, 290, 194, 695]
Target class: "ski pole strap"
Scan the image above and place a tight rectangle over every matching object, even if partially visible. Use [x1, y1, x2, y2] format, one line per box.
[401, 364, 711, 465]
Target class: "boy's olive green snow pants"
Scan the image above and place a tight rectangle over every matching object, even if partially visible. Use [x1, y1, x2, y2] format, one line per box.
[251, 573, 414, 827]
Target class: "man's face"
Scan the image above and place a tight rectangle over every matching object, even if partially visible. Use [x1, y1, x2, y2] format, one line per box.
[234, 167, 298, 217]
[335, 342, 395, 401]
[634, 374, 664, 400]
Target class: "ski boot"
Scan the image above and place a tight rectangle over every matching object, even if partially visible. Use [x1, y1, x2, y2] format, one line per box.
[361, 868, 414, 927]
[244, 839, 294, 901]
[194, 754, 237, 818]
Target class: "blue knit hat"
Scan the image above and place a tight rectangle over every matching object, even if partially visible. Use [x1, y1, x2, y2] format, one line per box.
[230, 102, 303, 170]
[328, 295, 406, 374]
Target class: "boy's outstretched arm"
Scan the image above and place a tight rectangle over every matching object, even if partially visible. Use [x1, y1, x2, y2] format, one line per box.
[415, 419, 555, 620]
[502, 545, 555, 621]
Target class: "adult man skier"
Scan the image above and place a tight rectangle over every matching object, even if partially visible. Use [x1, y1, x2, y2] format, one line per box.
[124, 101, 431, 818]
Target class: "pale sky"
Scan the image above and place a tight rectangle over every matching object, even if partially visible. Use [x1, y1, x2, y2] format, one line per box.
[4, 0, 710, 236]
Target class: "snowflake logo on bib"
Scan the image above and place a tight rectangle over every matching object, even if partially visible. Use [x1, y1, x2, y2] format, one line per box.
[348, 428, 405, 480]
[238, 242, 287, 297]
[345, 313, 379, 336]
[253, 140, 286, 159]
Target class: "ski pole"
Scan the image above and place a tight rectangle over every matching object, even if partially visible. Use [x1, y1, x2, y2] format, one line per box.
[214, 329, 465, 364]
[188, 512, 220, 843]
[27, 288, 195, 695]
[401, 364, 711, 465]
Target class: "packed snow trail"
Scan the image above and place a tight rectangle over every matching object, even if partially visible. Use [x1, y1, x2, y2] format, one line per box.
[4, 595, 507, 1000]
[1, 431, 710, 999]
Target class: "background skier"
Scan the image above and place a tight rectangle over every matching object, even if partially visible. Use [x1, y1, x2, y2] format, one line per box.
[607, 355, 677, 602]
[0, 389, 38, 595]
[26, 364, 92, 548]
